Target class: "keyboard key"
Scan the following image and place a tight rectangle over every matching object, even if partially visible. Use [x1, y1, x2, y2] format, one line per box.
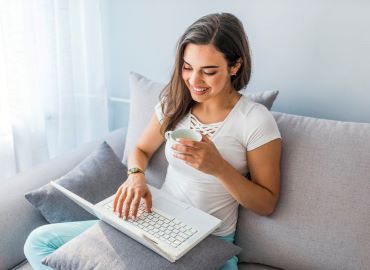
[176, 235, 184, 242]
[173, 219, 179, 224]
[103, 201, 197, 248]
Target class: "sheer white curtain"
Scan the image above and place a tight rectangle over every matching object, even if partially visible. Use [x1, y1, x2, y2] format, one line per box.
[0, 0, 109, 180]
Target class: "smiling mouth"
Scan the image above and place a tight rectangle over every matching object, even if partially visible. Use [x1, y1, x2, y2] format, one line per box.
[192, 87, 209, 93]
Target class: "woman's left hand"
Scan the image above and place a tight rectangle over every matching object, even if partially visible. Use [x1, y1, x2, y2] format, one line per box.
[171, 133, 225, 176]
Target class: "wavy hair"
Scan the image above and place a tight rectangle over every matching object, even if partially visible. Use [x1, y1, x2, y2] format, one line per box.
[159, 13, 251, 135]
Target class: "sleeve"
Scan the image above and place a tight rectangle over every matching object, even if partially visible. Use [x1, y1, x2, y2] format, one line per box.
[244, 104, 281, 151]
[154, 102, 164, 124]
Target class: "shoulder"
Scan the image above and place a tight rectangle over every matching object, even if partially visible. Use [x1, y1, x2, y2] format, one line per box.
[154, 101, 164, 124]
[237, 95, 272, 121]
[235, 95, 281, 149]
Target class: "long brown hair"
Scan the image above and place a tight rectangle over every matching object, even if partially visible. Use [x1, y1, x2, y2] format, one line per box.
[159, 13, 252, 135]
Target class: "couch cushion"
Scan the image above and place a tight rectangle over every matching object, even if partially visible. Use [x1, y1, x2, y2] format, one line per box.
[42, 220, 241, 270]
[25, 142, 127, 223]
[123, 72, 168, 188]
[236, 112, 370, 269]
[123, 72, 279, 188]
[13, 261, 33, 270]
[1, 128, 125, 270]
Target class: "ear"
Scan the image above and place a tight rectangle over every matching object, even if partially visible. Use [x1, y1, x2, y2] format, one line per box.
[230, 58, 242, 75]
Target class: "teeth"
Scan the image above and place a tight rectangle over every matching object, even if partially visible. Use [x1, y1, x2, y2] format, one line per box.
[193, 87, 208, 92]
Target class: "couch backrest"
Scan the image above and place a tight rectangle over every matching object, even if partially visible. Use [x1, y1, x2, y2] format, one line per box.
[236, 112, 370, 270]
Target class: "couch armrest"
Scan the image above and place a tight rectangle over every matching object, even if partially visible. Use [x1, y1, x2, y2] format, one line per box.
[0, 127, 127, 270]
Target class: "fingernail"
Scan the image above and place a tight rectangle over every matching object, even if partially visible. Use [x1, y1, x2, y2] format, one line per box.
[176, 138, 180, 142]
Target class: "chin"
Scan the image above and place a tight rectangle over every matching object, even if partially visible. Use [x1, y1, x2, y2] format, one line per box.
[190, 93, 208, 103]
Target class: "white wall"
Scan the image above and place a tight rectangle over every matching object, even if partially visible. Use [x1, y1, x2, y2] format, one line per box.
[106, 0, 370, 127]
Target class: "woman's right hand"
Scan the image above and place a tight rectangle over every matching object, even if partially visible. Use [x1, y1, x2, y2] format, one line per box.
[113, 173, 152, 220]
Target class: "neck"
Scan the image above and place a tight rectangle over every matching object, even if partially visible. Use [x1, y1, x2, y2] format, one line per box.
[196, 90, 241, 114]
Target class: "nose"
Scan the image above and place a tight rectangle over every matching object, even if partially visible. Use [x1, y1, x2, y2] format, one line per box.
[188, 71, 204, 86]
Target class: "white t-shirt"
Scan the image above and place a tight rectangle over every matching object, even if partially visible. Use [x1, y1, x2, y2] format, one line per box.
[155, 95, 281, 236]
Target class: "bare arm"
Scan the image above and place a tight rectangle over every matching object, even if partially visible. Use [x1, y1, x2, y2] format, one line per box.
[113, 113, 165, 219]
[127, 113, 165, 171]
[215, 138, 281, 216]
[172, 134, 281, 216]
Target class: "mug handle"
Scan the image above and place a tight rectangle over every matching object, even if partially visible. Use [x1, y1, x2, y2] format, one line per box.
[165, 131, 172, 140]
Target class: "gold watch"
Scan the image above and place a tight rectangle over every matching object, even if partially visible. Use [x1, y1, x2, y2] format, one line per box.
[127, 167, 145, 176]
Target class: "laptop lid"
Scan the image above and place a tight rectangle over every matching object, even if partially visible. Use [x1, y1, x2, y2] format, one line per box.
[50, 181, 99, 218]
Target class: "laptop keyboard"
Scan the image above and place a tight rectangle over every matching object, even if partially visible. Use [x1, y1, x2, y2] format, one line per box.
[104, 201, 198, 248]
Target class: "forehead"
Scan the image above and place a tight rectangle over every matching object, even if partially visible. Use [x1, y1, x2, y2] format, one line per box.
[183, 43, 227, 67]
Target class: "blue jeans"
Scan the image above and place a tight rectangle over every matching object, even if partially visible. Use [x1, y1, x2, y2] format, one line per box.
[24, 220, 238, 270]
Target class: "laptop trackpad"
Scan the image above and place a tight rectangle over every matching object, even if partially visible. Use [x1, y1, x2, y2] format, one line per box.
[153, 196, 187, 216]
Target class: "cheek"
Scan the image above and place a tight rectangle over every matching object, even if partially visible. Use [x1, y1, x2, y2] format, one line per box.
[182, 70, 190, 82]
[208, 74, 228, 88]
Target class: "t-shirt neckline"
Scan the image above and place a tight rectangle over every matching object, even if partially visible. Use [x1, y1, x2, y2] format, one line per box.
[188, 95, 244, 140]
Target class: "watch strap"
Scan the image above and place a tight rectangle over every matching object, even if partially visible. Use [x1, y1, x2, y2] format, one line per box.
[127, 167, 145, 176]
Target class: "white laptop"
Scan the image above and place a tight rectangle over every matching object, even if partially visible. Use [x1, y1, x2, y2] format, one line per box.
[50, 181, 221, 263]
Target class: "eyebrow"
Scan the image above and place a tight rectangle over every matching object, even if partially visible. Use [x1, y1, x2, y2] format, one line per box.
[183, 60, 219, 69]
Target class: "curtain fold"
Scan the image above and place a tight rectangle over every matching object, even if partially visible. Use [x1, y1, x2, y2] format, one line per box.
[0, 0, 109, 180]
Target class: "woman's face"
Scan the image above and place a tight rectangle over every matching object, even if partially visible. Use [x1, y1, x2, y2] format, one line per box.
[181, 43, 235, 103]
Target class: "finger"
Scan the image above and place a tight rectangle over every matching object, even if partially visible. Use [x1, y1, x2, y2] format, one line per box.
[113, 186, 123, 212]
[175, 153, 199, 170]
[173, 152, 193, 162]
[175, 138, 199, 148]
[123, 191, 134, 220]
[117, 189, 127, 218]
[143, 191, 152, 213]
[131, 194, 141, 218]
[200, 133, 211, 142]
[184, 160, 196, 167]
[172, 144, 196, 155]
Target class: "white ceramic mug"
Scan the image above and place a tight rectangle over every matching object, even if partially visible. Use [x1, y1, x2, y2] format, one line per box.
[164, 129, 202, 172]
[165, 129, 202, 154]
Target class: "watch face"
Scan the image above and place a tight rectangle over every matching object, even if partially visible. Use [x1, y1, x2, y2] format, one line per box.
[128, 168, 142, 174]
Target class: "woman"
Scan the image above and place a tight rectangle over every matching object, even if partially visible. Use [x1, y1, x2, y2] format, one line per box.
[113, 12, 281, 269]
[24, 13, 281, 270]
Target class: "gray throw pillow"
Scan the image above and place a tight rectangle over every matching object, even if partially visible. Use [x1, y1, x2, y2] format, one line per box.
[42, 220, 241, 270]
[123, 72, 279, 188]
[236, 112, 370, 269]
[25, 142, 127, 223]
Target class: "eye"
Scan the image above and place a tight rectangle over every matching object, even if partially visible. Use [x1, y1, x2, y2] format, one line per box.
[182, 65, 192, 71]
[203, 71, 217, 76]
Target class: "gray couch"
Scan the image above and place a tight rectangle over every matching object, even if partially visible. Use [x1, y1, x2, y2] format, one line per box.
[2, 110, 370, 270]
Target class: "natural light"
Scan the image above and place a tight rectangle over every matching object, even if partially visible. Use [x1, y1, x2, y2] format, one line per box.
[0, 0, 111, 179]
